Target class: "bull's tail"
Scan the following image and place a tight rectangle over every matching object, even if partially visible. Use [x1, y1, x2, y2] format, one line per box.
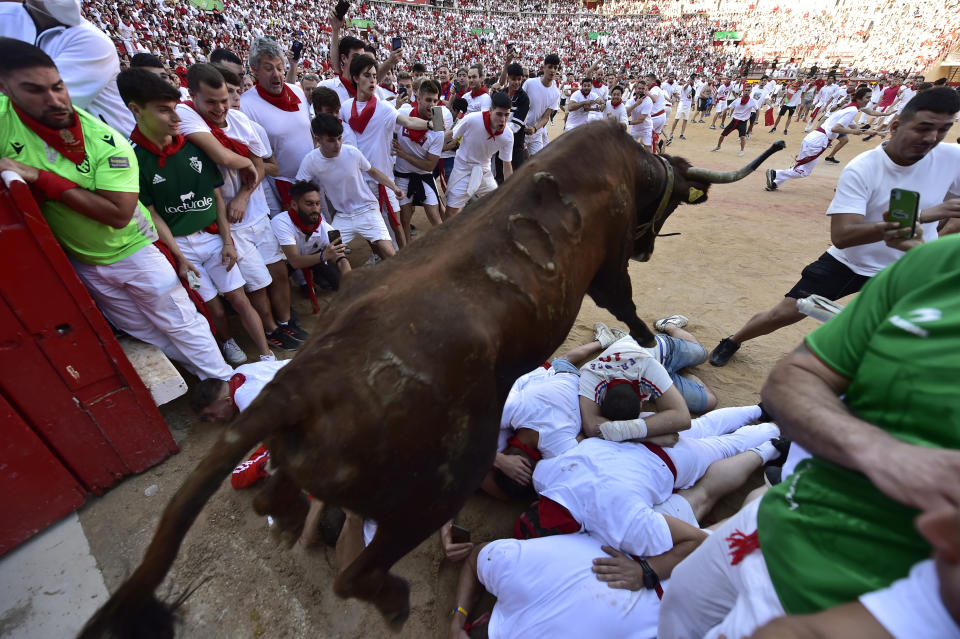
[78, 406, 281, 639]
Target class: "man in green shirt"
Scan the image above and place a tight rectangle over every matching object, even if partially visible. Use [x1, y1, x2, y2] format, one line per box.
[0, 38, 232, 380]
[659, 232, 960, 638]
[118, 67, 275, 366]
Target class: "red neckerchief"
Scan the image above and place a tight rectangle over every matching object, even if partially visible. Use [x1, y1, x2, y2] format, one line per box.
[440, 81, 452, 100]
[181, 101, 250, 157]
[842, 102, 859, 110]
[129, 126, 186, 167]
[340, 74, 357, 98]
[402, 102, 428, 145]
[593, 80, 604, 88]
[254, 83, 301, 112]
[287, 207, 319, 236]
[228, 372, 246, 410]
[12, 101, 85, 165]
[378, 83, 395, 93]
[470, 86, 487, 98]
[482, 110, 503, 140]
[611, 99, 622, 108]
[349, 95, 378, 134]
[740, 95, 750, 105]
[606, 378, 643, 398]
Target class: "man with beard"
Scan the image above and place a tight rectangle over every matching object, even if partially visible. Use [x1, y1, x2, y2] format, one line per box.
[463, 63, 491, 114]
[0, 39, 233, 380]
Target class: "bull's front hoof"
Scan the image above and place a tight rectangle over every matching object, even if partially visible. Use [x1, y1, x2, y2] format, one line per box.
[376, 575, 411, 632]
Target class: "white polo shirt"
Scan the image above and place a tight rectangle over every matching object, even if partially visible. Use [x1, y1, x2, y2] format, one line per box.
[239, 83, 313, 183]
[295, 144, 379, 216]
[463, 89, 492, 114]
[451, 111, 514, 166]
[565, 90, 598, 130]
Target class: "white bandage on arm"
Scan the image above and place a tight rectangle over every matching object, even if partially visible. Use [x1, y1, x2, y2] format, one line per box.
[599, 418, 648, 442]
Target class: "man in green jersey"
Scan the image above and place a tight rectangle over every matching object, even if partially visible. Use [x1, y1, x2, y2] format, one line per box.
[0, 38, 232, 380]
[660, 233, 960, 638]
[118, 67, 276, 366]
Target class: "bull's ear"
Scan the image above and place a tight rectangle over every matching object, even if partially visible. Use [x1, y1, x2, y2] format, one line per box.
[687, 186, 707, 203]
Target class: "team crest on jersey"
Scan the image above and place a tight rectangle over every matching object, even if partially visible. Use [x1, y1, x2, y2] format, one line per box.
[189, 156, 203, 173]
[76, 154, 91, 174]
[10, 142, 24, 155]
[152, 173, 166, 184]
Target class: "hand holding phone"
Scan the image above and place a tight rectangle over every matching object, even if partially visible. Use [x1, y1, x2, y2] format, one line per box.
[291, 40, 304, 61]
[888, 188, 920, 238]
[431, 105, 445, 132]
[392, 36, 403, 51]
[327, 229, 342, 245]
[335, 0, 350, 21]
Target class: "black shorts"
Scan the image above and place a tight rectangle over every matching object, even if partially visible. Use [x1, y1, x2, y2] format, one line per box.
[721, 118, 748, 137]
[698, 97, 708, 111]
[785, 251, 870, 300]
[559, 98, 567, 107]
[779, 104, 796, 116]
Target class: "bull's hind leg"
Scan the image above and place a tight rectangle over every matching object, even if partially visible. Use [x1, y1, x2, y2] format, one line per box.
[588, 268, 656, 346]
[333, 514, 445, 629]
[252, 468, 309, 541]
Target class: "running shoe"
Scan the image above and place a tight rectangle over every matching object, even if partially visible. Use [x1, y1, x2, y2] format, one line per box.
[654, 315, 689, 332]
[709, 337, 740, 366]
[222, 338, 247, 365]
[266, 328, 300, 351]
[765, 168, 778, 191]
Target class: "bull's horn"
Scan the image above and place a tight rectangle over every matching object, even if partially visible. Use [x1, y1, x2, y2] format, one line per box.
[686, 140, 786, 184]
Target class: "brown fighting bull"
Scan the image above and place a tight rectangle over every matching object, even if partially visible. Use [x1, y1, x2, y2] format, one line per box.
[79, 120, 784, 638]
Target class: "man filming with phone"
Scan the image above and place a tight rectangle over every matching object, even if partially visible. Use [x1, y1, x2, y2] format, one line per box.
[709, 87, 960, 367]
[270, 180, 350, 294]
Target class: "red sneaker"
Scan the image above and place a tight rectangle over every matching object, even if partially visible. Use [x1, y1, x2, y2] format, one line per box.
[231, 444, 270, 489]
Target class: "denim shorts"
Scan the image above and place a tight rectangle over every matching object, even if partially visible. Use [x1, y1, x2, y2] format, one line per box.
[656, 335, 709, 413]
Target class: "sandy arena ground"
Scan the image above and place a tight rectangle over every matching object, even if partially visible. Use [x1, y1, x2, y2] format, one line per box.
[77, 111, 953, 638]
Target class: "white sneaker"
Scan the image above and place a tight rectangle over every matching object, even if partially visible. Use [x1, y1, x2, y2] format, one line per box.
[364, 253, 382, 266]
[222, 338, 247, 365]
[738, 150, 745, 156]
[259, 353, 277, 362]
[654, 314, 689, 332]
[594, 322, 629, 348]
[710, 145, 720, 152]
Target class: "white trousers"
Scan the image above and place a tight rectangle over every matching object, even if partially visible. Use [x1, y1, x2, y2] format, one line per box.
[773, 131, 829, 186]
[72, 244, 234, 380]
[446, 162, 497, 208]
[658, 499, 785, 639]
[525, 127, 549, 155]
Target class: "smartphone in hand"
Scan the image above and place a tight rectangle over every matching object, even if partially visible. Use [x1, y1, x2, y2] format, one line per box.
[392, 36, 403, 51]
[327, 229, 342, 245]
[889, 188, 920, 238]
[335, 0, 350, 20]
[291, 40, 304, 60]
[431, 105, 445, 132]
[450, 524, 471, 544]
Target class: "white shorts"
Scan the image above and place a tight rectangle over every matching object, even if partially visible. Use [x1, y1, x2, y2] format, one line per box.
[364, 177, 400, 225]
[675, 104, 692, 120]
[174, 231, 246, 301]
[237, 216, 284, 265]
[651, 114, 667, 134]
[333, 209, 392, 244]
[525, 127, 549, 155]
[653, 493, 698, 528]
[446, 162, 497, 208]
[395, 174, 439, 207]
[230, 223, 274, 293]
[632, 124, 653, 146]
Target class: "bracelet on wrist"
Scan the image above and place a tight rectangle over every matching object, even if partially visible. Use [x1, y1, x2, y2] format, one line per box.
[452, 605, 468, 618]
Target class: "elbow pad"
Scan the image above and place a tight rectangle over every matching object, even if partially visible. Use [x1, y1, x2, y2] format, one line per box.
[599, 418, 648, 442]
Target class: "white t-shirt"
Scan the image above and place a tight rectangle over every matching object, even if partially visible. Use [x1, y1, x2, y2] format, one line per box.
[239, 83, 313, 183]
[660, 81, 677, 106]
[233, 360, 289, 412]
[859, 559, 960, 639]
[452, 111, 514, 166]
[318, 75, 354, 106]
[499, 367, 581, 459]
[395, 104, 444, 174]
[579, 337, 674, 406]
[648, 85, 667, 115]
[679, 84, 694, 108]
[819, 104, 859, 141]
[463, 89, 492, 114]
[339, 97, 400, 176]
[522, 77, 561, 126]
[604, 101, 628, 125]
[295, 145, 378, 215]
[478, 533, 662, 639]
[826, 143, 960, 276]
[176, 104, 270, 229]
[533, 437, 674, 556]
[628, 96, 653, 137]
[785, 86, 803, 107]
[715, 83, 731, 101]
[566, 90, 598, 130]
[0, 6, 134, 137]
[437, 105, 457, 160]
[270, 211, 335, 257]
[730, 97, 758, 121]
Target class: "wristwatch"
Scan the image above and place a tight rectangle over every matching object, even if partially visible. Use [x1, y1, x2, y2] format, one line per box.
[637, 557, 660, 591]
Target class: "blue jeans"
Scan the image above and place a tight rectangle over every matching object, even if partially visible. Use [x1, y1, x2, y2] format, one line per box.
[657, 335, 709, 413]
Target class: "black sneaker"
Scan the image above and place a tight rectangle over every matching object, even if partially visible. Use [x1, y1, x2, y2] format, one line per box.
[824, 156, 840, 164]
[709, 337, 740, 366]
[757, 401, 774, 423]
[767, 437, 791, 468]
[266, 328, 301, 351]
[765, 168, 778, 191]
[280, 319, 309, 342]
